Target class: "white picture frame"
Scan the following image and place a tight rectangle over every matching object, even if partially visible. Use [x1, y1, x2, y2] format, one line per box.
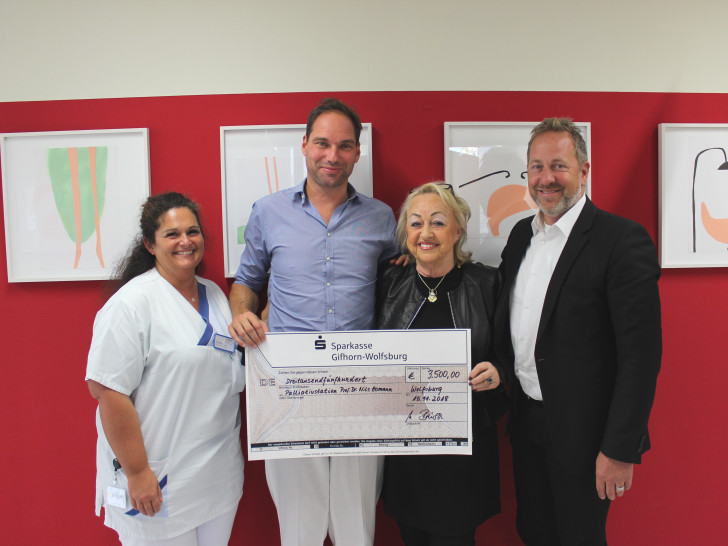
[658, 123, 728, 268]
[1, 128, 150, 282]
[444, 122, 591, 267]
[220, 123, 373, 277]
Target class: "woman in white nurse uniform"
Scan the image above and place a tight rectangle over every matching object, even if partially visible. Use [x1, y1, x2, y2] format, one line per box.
[86, 193, 244, 546]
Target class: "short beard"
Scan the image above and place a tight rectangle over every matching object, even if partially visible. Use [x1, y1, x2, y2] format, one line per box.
[537, 187, 583, 220]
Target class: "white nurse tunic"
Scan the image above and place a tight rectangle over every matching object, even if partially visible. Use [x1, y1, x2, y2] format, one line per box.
[86, 269, 244, 540]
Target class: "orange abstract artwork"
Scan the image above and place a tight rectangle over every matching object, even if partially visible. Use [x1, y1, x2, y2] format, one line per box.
[700, 202, 728, 244]
[486, 184, 537, 236]
[48, 146, 108, 268]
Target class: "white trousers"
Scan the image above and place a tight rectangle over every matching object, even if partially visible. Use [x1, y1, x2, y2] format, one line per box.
[265, 456, 384, 546]
[119, 505, 237, 546]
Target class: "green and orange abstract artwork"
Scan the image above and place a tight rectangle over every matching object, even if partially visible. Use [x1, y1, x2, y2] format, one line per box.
[47, 146, 108, 268]
[236, 156, 280, 244]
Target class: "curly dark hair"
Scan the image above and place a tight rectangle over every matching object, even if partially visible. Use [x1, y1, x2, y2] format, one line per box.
[108, 192, 203, 294]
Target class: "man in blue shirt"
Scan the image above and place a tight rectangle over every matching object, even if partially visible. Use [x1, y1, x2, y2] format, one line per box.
[229, 98, 399, 546]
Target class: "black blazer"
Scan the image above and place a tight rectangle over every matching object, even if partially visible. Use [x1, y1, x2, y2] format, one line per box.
[495, 198, 662, 474]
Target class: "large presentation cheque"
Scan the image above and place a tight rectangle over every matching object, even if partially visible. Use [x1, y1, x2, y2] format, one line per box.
[245, 329, 471, 460]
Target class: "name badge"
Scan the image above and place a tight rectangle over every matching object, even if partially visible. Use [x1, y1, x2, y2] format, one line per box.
[106, 485, 127, 509]
[213, 333, 236, 354]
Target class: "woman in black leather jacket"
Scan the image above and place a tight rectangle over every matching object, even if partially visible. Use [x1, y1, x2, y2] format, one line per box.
[376, 182, 506, 545]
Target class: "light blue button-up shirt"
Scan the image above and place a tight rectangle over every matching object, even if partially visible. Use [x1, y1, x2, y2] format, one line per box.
[234, 181, 399, 332]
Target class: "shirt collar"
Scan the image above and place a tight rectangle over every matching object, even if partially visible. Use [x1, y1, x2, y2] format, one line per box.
[293, 179, 359, 205]
[531, 193, 587, 238]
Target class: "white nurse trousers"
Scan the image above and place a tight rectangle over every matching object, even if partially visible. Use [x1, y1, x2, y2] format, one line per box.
[266, 456, 384, 546]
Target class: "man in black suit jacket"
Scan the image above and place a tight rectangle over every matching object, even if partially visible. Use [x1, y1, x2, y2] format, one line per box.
[495, 118, 662, 545]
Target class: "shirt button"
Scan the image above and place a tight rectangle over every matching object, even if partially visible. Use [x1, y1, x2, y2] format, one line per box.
[326, 256, 331, 261]
[326, 282, 331, 287]
[328, 309, 333, 314]
[327, 233, 331, 237]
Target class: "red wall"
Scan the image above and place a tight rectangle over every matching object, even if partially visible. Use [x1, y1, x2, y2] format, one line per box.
[1, 91, 726, 544]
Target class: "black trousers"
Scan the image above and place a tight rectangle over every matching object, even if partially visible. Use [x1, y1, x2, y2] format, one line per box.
[397, 521, 476, 546]
[511, 396, 610, 546]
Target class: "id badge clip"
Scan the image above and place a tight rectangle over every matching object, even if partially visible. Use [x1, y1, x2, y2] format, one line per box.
[106, 458, 127, 509]
[213, 333, 237, 354]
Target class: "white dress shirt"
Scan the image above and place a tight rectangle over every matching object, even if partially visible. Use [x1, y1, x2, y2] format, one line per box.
[509, 195, 586, 400]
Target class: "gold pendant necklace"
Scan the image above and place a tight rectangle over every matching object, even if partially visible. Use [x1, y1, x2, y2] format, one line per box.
[417, 270, 448, 303]
[181, 280, 198, 303]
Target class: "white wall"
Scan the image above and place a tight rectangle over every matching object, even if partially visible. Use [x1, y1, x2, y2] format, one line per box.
[1, 0, 727, 102]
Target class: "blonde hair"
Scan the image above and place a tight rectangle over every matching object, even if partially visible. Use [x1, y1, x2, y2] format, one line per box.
[396, 182, 472, 265]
